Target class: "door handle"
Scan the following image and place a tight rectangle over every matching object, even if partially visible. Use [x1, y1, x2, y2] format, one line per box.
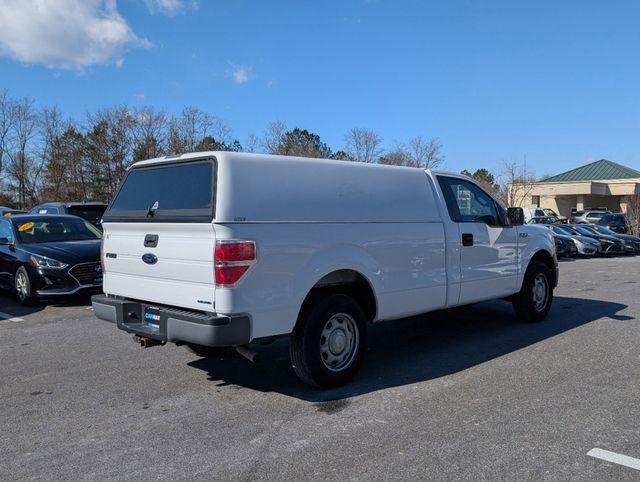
[462, 233, 474, 247]
[144, 234, 159, 247]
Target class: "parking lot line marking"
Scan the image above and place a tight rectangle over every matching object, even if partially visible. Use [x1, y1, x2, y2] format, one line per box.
[0, 311, 24, 322]
[588, 448, 640, 471]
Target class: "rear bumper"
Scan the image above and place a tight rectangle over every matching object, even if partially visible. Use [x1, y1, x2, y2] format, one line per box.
[91, 294, 251, 347]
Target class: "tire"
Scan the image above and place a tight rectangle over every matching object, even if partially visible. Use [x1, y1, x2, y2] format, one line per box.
[289, 293, 367, 388]
[512, 261, 554, 323]
[14, 266, 35, 306]
[185, 344, 229, 358]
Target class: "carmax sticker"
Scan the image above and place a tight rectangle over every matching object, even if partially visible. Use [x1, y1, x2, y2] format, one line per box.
[18, 221, 35, 232]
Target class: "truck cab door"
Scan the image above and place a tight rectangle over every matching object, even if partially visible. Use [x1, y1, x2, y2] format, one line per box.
[437, 176, 519, 305]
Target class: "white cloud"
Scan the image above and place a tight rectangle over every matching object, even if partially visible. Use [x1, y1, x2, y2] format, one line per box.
[145, 0, 199, 16]
[0, 0, 149, 70]
[232, 65, 251, 84]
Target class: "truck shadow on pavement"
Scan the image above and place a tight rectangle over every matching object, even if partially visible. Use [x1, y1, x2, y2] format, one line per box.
[188, 296, 632, 403]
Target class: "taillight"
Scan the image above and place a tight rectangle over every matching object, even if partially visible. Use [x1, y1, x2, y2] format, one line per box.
[100, 238, 106, 273]
[214, 240, 256, 287]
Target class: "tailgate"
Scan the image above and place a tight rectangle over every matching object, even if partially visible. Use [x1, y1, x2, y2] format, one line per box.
[100, 157, 217, 311]
[102, 223, 216, 311]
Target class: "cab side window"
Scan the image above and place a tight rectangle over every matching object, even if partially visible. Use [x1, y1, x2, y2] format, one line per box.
[0, 220, 14, 243]
[438, 177, 500, 226]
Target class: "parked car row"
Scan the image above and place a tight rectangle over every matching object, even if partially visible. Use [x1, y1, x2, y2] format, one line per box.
[568, 209, 635, 234]
[28, 202, 107, 229]
[2, 202, 108, 227]
[531, 208, 637, 235]
[538, 221, 640, 258]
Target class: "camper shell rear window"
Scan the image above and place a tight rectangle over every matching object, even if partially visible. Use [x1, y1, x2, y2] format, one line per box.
[103, 159, 215, 222]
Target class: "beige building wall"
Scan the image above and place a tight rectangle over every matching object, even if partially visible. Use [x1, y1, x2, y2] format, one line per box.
[513, 179, 640, 217]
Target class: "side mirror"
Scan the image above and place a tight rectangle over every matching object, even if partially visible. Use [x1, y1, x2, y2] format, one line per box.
[0, 237, 13, 245]
[508, 207, 525, 226]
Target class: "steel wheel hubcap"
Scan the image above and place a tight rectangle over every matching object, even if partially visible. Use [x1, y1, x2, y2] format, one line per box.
[532, 273, 548, 312]
[320, 313, 359, 372]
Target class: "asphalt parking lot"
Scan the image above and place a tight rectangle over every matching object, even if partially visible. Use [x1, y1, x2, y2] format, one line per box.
[1, 256, 639, 480]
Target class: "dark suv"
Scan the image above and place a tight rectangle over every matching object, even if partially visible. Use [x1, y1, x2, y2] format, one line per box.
[29, 202, 107, 229]
[598, 213, 630, 234]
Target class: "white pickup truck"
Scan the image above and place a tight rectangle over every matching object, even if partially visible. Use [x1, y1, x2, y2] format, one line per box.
[92, 151, 557, 387]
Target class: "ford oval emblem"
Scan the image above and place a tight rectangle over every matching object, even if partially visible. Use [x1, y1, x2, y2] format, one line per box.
[142, 253, 158, 265]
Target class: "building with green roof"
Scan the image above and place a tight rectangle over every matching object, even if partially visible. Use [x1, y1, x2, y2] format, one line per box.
[512, 159, 640, 217]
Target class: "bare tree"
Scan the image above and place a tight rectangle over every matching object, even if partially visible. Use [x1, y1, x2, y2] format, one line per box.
[210, 116, 232, 147]
[130, 106, 168, 161]
[625, 194, 640, 236]
[409, 136, 444, 169]
[0, 89, 16, 177]
[378, 136, 444, 169]
[344, 128, 382, 163]
[168, 106, 231, 154]
[245, 133, 260, 153]
[85, 106, 134, 199]
[59, 126, 88, 201]
[5, 97, 38, 208]
[168, 107, 208, 154]
[500, 161, 537, 207]
[39, 106, 68, 201]
[378, 145, 414, 166]
[261, 121, 286, 155]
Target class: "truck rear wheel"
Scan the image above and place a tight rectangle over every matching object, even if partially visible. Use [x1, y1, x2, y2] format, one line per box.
[512, 261, 553, 323]
[290, 293, 366, 388]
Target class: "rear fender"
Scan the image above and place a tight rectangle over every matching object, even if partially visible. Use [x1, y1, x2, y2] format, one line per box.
[290, 245, 382, 324]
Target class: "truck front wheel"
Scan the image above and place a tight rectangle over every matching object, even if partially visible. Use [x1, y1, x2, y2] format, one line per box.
[290, 293, 367, 388]
[512, 261, 554, 323]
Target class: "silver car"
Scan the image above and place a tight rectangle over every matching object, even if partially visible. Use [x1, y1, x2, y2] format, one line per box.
[571, 210, 610, 224]
[548, 225, 601, 255]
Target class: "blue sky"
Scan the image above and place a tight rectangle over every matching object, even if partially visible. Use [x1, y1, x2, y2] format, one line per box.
[1, 0, 639, 176]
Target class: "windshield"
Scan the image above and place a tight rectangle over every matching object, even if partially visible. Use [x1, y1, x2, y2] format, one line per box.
[576, 226, 597, 236]
[16, 218, 102, 244]
[552, 225, 573, 236]
[543, 209, 558, 217]
[67, 205, 106, 222]
[105, 160, 214, 222]
[588, 212, 606, 219]
[594, 225, 617, 236]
